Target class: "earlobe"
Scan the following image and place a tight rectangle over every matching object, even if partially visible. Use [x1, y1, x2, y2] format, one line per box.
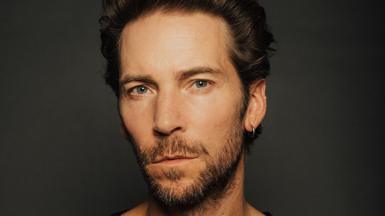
[243, 79, 267, 132]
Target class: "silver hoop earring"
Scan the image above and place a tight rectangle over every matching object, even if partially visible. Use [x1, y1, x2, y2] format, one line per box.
[247, 127, 256, 138]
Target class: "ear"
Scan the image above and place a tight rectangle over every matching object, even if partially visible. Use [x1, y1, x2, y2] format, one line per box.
[243, 79, 267, 132]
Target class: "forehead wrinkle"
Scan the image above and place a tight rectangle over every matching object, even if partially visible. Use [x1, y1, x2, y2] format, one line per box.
[120, 11, 232, 58]
[119, 11, 236, 90]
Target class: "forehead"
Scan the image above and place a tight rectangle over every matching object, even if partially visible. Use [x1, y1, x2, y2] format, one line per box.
[119, 11, 233, 77]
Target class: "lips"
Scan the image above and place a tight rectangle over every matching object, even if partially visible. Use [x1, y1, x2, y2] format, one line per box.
[153, 155, 198, 164]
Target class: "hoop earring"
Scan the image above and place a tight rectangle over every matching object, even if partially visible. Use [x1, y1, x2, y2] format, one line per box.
[248, 127, 256, 138]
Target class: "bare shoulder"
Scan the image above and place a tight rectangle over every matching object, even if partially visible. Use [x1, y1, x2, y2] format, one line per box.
[121, 202, 148, 216]
[246, 202, 268, 216]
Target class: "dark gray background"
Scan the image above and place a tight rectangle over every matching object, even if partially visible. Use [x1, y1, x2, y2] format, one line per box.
[0, 0, 384, 215]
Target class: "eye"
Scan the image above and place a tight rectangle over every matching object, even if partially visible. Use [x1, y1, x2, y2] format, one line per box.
[129, 85, 149, 95]
[193, 80, 209, 88]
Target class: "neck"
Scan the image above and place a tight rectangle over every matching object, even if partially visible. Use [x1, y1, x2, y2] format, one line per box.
[145, 153, 256, 216]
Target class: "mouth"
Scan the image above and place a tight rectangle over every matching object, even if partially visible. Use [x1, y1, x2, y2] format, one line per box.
[152, 155, 198, 165]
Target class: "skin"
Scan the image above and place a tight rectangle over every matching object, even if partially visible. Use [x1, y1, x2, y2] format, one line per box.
[118, 11, 267, 216]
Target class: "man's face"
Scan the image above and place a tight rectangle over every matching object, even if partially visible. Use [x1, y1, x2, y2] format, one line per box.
[119, 11, 246, 207]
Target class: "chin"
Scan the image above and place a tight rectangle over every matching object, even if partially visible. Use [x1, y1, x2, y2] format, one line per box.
[160, 178, 197, 197]
[146, 168, 207, 208]
[152, 180, 206, 209]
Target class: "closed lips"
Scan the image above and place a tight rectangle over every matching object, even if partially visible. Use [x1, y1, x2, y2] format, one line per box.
[153, 155, 198, 163]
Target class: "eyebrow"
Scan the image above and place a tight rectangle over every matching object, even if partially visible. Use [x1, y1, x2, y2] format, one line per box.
[119, 74, 158, 88]
[119, 66, 223, 87]
[177, 66, 223, 81]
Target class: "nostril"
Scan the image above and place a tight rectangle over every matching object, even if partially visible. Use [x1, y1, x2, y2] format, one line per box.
[153, 129, 168, 138]
[153, 126, 183, 138]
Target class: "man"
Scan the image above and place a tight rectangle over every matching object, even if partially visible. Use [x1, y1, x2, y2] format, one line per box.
[99, 0, 275, 215]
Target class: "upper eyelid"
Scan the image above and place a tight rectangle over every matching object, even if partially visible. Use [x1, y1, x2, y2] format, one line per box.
[187, 72, 217, 79]
[123, 82, 156, 90]
[191, 79, 214, 85]
[119, 76, 158, 90]
[121, 84, 153, 96]
[130, 85, 148, 91]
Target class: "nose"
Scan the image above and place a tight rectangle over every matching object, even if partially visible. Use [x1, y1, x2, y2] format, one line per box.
[153, 90, 185, 137]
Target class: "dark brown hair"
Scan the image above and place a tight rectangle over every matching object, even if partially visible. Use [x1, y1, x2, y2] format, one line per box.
[99, 0, 275, 145]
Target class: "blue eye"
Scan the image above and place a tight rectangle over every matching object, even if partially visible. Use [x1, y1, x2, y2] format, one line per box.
[194, 80, 209, 88]
[130, 86, 149, 95]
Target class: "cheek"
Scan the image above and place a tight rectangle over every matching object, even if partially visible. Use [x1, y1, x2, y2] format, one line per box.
[119, 100, 154, 149]
[185, 89, 242, 152]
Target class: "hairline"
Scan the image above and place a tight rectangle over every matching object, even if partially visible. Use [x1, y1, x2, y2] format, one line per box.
[116, 8, 249, 104]
[116, 9, 240, 79]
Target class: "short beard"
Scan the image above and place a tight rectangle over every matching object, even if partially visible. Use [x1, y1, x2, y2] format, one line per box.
[126, 123, 244, 211]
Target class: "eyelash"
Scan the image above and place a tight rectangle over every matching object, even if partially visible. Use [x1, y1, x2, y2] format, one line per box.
[127, 85, 150, 96]
[193, 80, 209, 88]
[125, 79, 213, 97]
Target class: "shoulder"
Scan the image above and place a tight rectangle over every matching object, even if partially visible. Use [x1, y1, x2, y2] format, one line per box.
[246, 202, 272, 216]
[112, 202, 148, 216]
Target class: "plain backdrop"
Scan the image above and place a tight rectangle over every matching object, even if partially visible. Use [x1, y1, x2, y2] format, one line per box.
[0, 0, 384, 215]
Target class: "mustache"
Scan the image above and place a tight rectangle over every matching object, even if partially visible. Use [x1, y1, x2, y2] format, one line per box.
[138, 136, 209, 165]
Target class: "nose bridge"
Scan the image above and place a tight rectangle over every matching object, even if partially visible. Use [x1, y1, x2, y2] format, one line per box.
[153, 86, 183, 135]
